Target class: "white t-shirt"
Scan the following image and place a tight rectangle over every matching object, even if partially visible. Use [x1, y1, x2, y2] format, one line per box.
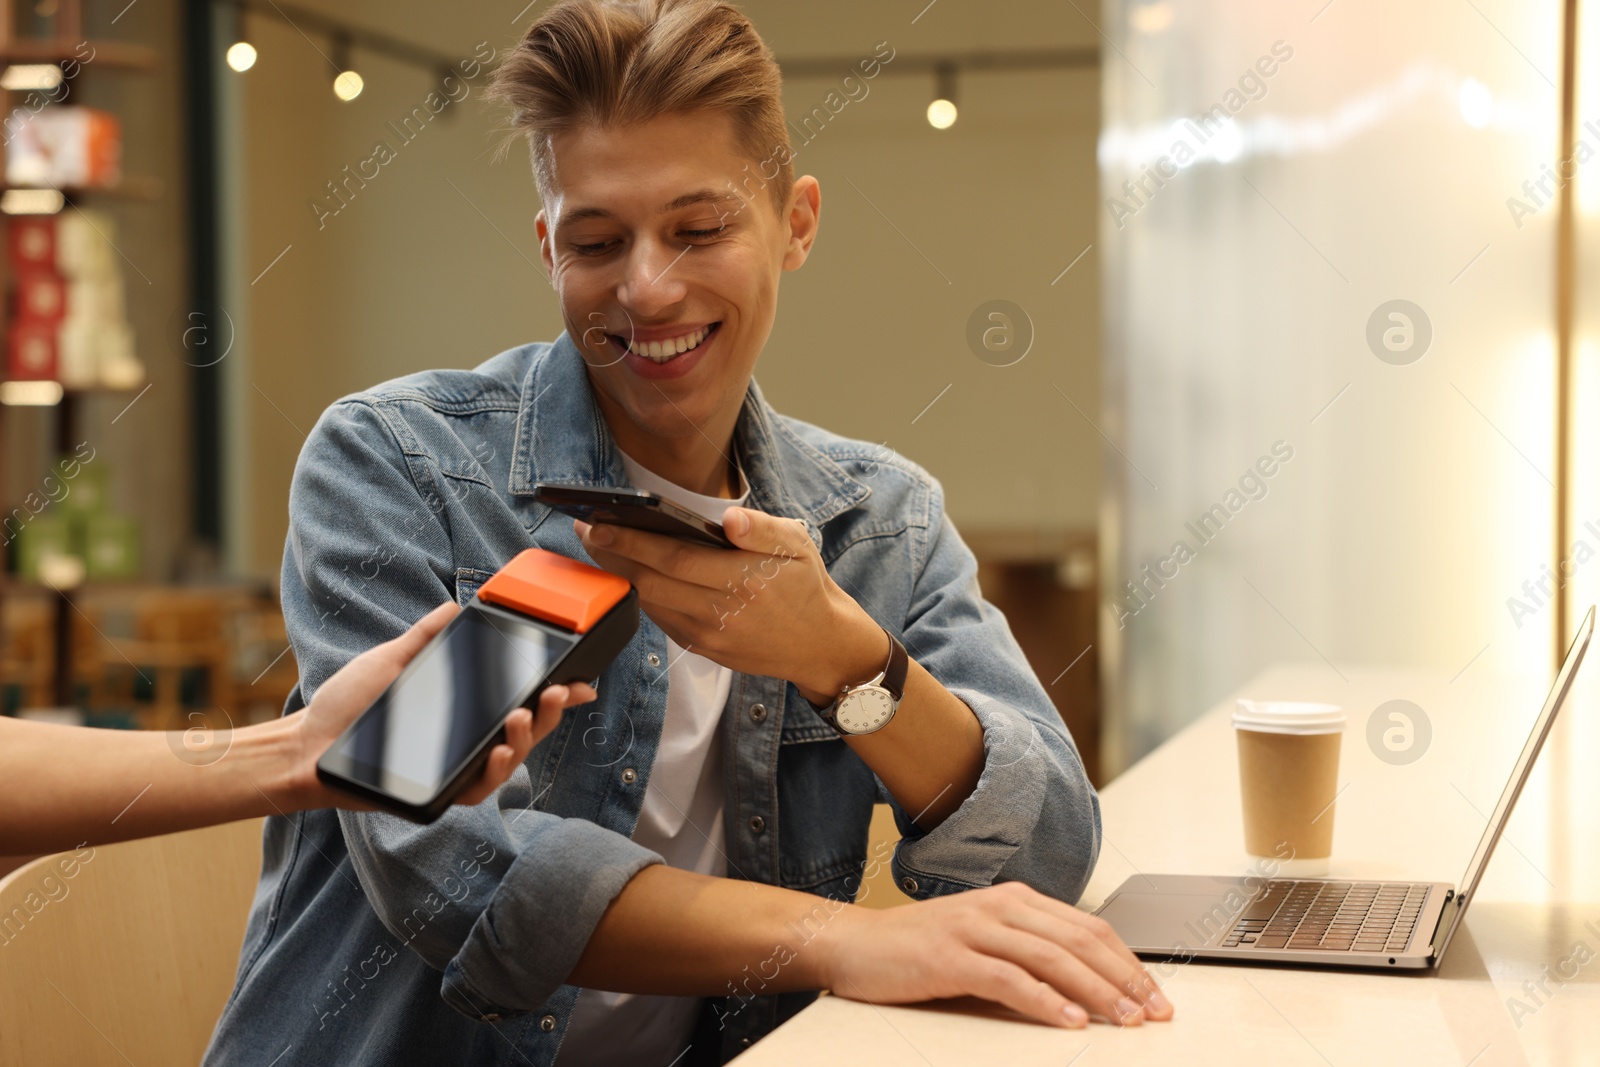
[555, 450, 748, 1067]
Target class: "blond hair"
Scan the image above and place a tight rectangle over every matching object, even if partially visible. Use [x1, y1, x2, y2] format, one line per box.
[489, 0, 793, 209]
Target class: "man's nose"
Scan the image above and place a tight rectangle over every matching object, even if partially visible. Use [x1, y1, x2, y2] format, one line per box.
[617, 238, 690, 317]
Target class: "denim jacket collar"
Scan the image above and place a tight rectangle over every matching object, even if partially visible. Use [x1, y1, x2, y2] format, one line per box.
[509, 332, 871, 549]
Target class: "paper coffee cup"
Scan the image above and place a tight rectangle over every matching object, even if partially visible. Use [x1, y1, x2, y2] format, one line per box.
[1233, 700, 1344, 871]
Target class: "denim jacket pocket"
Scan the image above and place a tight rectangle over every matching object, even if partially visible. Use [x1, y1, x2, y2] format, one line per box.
[454, 566, 496, 606]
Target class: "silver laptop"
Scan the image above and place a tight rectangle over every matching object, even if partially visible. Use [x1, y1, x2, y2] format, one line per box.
[1096, 606, 1593, 971]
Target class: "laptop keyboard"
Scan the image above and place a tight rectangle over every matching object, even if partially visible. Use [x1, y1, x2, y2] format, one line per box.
[1220, 880, 1428, 954]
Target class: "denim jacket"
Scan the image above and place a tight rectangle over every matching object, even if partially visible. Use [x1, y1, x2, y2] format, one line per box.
[203, 335, 1101, 1066]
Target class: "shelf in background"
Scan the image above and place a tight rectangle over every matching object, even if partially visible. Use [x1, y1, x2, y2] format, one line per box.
[0, 380, 145, 392]
[0, 39, 158, 70]
[0, 176, 165, 202]
[0, 379, 147, 406]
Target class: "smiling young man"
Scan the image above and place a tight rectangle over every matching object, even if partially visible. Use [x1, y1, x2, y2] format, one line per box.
[203, 2, 1169, 1065]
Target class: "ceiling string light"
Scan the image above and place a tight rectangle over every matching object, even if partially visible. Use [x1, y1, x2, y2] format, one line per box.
[926, 61, 958, 130]
[781, 48, 1093, 130]
[330, 32, 363, 102]
[224, 0, 256, 72]
[221, 0, 457, 101]
[218, 6, 1097, 127]
[225, 39, 257, 72]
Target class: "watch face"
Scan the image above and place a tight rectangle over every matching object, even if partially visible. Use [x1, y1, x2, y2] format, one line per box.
[835, 686, 895, 734]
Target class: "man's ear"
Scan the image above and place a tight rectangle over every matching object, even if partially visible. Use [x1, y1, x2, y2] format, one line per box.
[781, 175, 821, 271]
[535, 209, 556, 283]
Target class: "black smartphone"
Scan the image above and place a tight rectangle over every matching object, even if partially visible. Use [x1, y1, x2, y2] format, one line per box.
[315, 590, 637, 823]
[533, 482, 736, 549]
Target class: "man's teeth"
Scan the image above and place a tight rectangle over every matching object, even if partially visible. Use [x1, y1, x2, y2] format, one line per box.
[626, 325, 712, 362]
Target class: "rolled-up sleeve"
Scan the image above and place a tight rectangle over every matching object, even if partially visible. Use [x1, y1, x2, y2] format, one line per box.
[340, 799, 659, 1021]
[878, 486, 1101, 905]
[436, 818, 656, 1017]
[283, 398, 658, 1022]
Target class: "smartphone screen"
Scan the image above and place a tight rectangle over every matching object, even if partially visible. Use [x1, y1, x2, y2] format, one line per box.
[326, 602, 577, 805]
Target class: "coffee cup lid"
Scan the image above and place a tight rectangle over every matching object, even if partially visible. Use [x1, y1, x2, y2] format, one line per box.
[1233, 699, 1345, 735]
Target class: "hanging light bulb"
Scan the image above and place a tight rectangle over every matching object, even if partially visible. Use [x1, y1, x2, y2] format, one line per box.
[927, 62, 957, 130]
[333, 69, 364, 100]
[226, 41, 257, 72]
[224, 3, 256, 72]
[332, 33, 363, 101]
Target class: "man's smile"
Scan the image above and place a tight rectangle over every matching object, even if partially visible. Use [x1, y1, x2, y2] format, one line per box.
[609, 320, 721, 362]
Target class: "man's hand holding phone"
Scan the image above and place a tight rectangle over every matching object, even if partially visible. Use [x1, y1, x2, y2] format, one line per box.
[575, 506, 883, 705]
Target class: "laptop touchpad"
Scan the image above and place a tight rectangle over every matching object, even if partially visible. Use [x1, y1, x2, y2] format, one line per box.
[1099, 891, 1238, 952]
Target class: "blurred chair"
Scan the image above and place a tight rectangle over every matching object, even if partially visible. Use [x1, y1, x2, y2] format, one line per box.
[0, 818, 261, 1065]
[131, 592, 234, 730]
[69, 599, 136, 717]
[0, 591, 55, 711]
[228, 593, 299, 723]
[70, 587, 296, 729]
[71, 590, 235, 731]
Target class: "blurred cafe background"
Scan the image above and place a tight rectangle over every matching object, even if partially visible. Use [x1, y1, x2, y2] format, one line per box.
[0, 0, 1597, 969]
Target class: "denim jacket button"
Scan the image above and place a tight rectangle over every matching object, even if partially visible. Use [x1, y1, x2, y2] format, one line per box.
[900, 876, 919, 895]
[749, 703, 767, 722]
[749, 815, 766, 834]
[539, 1015, 557, 1033]
[647, 653, 662, 667]
[621, 767, 637, 785]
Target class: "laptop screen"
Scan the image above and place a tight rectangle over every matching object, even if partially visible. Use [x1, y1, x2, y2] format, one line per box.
[1453, 607, 1592, 909]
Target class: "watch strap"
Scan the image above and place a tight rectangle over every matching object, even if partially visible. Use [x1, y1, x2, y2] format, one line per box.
[880, 629, 908, 701]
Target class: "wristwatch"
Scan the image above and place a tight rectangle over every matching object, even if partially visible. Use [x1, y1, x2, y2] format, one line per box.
[814, 628, 908, 736]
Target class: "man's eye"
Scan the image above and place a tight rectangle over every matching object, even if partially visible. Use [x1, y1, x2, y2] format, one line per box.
[678, 226, 725, 241]
[572, 240, 617, 256]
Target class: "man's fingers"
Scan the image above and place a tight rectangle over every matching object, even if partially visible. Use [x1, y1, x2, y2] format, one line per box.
[971, 926, 1143, 1027]
[585, 546, 724, 618]
[1026, 896, 1172, 1018]
[956, 953, 1089, 1030]
[1002, 904, 1170, 1020]
[722, 507, 810, 558]
[581, 542, 753, 642]
[577, 519, 725, 588]
[577, 512, 811, 593]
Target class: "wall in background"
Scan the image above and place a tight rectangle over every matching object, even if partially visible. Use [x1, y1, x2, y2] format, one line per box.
[1099, 0, 1568, 771]
[220, 1, 1103, 581]
[1564, 6, 1600, 650]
